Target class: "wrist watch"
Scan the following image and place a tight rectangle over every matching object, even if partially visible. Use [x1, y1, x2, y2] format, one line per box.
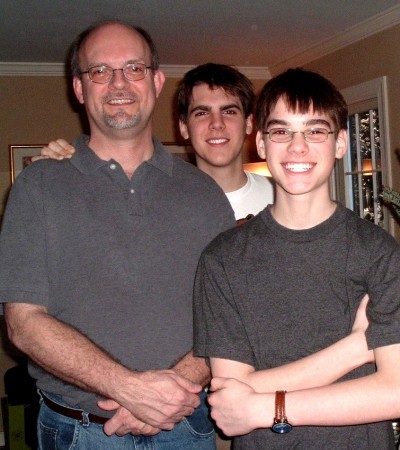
[272, 390, 293, 433]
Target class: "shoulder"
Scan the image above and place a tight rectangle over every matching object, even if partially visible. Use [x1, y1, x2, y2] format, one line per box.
[342, 205, 399, 252]
[203, 213, 265, 259]
[171, 156, 233, 206]
[13, 157, 71, 188]
[172, 156, 216, 187]
[159, 152, 235, 231]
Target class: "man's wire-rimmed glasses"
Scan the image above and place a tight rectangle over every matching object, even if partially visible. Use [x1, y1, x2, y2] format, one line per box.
[79, 63, 152, 84]
[263, 128, 336, 143]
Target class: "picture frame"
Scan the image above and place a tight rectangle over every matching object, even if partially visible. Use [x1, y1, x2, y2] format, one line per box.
[162, 142, 196, 165]
[9, 145, 44, 183]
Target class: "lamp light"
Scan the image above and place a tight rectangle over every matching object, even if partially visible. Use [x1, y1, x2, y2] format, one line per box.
[362, 159, 373, 176]
[243, 162, 272, 177]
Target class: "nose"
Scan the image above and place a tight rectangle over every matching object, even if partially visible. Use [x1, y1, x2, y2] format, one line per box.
[109, 69, 129, 89]
[287, 132, 309, 156]
[209, 112, 225, 131]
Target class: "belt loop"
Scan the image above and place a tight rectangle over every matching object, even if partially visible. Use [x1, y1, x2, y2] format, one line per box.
[82, 411, 90, 427]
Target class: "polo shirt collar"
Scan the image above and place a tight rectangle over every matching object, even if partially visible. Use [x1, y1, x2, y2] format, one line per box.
[70, 135, 174, 177]
[147, 138, 174, 176]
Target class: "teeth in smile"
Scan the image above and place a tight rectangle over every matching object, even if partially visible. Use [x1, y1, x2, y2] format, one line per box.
[108, 99, 133, 104]
[285, 163, 314, 172]
[208, 138, 228, 144]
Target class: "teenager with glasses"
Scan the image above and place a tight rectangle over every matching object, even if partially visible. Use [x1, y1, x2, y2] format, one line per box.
[194, 68, 400, 449]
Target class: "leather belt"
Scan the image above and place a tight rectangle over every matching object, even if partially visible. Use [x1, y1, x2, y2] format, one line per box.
[41, 393, 108, 425]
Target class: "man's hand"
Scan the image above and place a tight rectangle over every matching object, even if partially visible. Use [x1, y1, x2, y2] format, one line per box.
[98, 400, 161, 436]
[114, 369, 201, 431]
[99, 367, 204, 436]
[32, 138, 75, 161]
[208, 377, 263, 436]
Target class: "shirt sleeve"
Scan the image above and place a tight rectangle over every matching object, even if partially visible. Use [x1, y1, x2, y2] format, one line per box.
[193, 245, 256, 367]
[365, 232, 400, 349]
[0, 171, 50, 307]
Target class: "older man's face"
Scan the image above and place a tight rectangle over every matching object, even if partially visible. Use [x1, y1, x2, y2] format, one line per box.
[73, 23, 164, 139]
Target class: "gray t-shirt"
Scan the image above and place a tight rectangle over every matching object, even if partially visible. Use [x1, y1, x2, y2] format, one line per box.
[0, 135, 235, 415]
[194, 204, 400, 449]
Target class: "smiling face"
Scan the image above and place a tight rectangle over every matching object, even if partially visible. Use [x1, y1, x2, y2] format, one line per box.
[73, 23, 164, 139]
[179, 84, 253, 171]
[256, 97, 347, 200]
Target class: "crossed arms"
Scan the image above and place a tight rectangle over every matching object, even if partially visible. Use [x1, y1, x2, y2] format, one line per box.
[208, 295, 400, 436]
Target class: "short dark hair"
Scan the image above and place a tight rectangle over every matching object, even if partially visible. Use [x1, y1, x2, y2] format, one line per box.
[69, 19, 159, 78]
[255, 68, 348, 132]
[177, 63, 255, 123]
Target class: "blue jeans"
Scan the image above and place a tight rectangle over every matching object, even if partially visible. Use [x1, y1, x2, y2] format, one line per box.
[37, 391, 216, 450]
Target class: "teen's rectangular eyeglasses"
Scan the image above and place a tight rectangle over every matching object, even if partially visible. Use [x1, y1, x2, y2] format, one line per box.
[263, 128, 336, 143]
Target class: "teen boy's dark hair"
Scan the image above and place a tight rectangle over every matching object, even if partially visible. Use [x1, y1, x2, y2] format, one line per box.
[178, 63, 255, 123]
[255, 68, 348, 133]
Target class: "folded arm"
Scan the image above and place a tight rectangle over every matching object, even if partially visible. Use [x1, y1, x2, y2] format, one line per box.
[209, 341, 400, 436]
[211, 294, 373, 393]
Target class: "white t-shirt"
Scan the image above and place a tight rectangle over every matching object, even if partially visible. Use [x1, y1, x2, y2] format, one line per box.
[225, 171, 274, 221]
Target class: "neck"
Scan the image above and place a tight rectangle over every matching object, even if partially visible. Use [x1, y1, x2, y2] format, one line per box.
[196, 159, 247, 193]
[271, 186, 336, 230]
[88, 129, 154, 177]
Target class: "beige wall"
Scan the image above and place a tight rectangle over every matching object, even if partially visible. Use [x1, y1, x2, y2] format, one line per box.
[0, 76, 81, 211]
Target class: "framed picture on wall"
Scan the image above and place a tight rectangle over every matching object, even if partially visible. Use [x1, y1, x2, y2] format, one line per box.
[9, 145, 44, 183]
[163, 142, 196, 165]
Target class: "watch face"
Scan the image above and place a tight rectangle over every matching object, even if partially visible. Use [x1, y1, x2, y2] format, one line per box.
[272, 421, 293, 434]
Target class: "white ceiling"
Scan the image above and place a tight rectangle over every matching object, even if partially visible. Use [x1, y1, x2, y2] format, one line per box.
[1, 0, 400, 78]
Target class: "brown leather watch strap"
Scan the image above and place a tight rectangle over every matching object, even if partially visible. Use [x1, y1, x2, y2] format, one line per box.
[275, 390, 287, 421]
[272, 390, 292, 433]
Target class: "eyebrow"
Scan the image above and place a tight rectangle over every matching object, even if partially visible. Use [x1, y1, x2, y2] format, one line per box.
[86, 59, 147, 68]
[189, 103, 242, 115]
[265, 118, 332, 128]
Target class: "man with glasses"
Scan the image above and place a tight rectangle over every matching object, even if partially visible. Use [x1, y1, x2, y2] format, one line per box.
[39, 63, 275, 223]
[0, 20, 235, 449]
[194, 68, 400, 449]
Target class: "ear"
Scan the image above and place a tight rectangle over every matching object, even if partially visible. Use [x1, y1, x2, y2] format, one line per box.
[335, 129, 348, 160]
[73, 76, 85, 105]
[153, 70, 165, 98]
[245, 114, 254, 135]
[256, 130, 266, 160]
[179, 120, 190, 140]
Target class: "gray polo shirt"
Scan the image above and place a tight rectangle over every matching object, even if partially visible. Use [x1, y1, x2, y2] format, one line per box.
[0, 135, 235, 414]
